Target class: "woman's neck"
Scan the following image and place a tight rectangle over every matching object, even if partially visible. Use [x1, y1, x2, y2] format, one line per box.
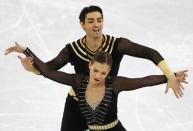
[85, 35, 103, 52]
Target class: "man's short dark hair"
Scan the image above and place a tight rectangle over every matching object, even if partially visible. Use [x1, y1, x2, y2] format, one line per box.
[79, 5, 103, 23]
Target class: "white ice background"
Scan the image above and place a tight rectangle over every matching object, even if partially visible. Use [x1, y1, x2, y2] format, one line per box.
[0, 0, 193, 131]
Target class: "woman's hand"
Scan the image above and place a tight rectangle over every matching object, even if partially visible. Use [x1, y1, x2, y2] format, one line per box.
[5, 42, 26, 55]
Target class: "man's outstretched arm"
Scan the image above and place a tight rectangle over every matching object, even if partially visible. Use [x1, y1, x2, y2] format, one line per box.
[117, 38, 185, 98]
[5, 42, 71, 74]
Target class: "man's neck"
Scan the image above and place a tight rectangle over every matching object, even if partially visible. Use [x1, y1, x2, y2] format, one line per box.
[85, 35, 103, 52]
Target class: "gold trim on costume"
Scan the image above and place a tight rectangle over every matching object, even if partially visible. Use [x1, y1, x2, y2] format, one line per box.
[102, 34, 107, 48]
[71, 44, 90, 62]
[158, 60, 174, 79]
[108, 36, 116, 54]
[70, 35, 117, 62]
[74, 41, 87, 56]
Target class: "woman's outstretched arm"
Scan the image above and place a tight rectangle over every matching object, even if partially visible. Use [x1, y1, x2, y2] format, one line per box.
[113, 70, 188, 97]
[18, 48, 80, 88]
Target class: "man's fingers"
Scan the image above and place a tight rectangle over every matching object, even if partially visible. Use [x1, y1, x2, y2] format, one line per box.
[176, 83, 184, 97]
[173, 90, 179, 99]
[179, 70, 188, 74]
[180, 83, 184, 90]
[177, 87, 183, 97]
[183, 70, 188, 73]
[178, 90, 183, 97]
[165, 86, 169, 94]
[177, 81, 183, 97]
[183, 70, 188, 77]
[185, 73, 188, 77]
[183, 81, 188, 84]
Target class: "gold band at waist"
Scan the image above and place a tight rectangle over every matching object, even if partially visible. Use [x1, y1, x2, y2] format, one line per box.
[88, 119, 119, 130]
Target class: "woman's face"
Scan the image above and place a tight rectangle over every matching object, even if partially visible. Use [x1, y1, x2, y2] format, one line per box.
[89, 61, 110, 85]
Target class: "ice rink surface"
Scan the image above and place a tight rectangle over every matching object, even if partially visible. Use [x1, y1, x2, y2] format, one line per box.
[1, 0, 193, 130]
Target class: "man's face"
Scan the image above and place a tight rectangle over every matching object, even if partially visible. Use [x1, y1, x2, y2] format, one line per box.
[81, 11, 103, 38]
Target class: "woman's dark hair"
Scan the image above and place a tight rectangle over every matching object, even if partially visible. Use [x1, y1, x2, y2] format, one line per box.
[90, 51, 112, 67]
[79, 5, 103, 23]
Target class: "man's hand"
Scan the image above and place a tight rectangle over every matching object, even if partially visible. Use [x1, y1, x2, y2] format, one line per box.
[165, 70, 188, 99]
[5, 42, 26, 55]
[176, 70, 188, 84]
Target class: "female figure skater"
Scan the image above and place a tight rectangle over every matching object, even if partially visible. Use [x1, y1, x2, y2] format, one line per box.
[15, 48, 187, 131]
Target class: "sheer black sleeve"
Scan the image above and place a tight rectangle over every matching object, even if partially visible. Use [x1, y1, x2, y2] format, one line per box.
[23, 45, 71, 70]
[112, 75, 167, 93]
[117, 38, 164, 65]
[23, 48, 82, 91]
